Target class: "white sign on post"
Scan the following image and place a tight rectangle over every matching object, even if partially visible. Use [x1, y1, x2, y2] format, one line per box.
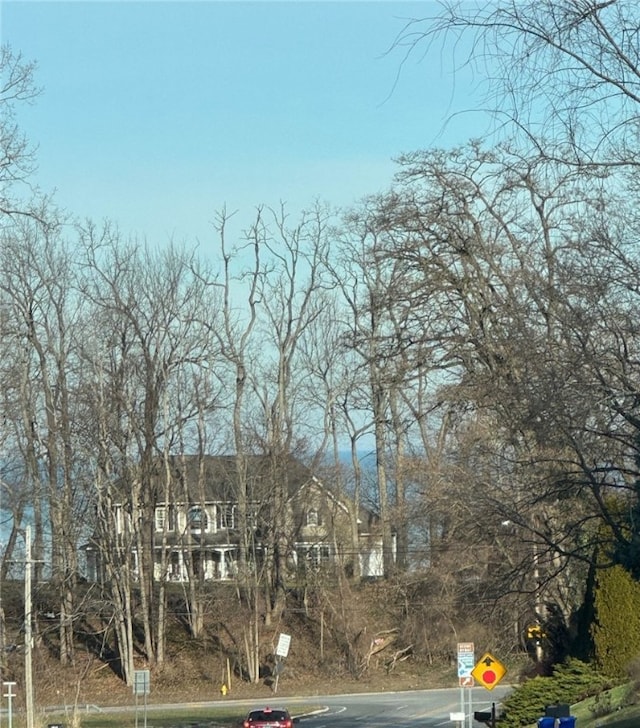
[457, 642, 474, 679]
[457, 643, 475, 728]
[276, 633, 291, 657]
[133, 669, 150, 695]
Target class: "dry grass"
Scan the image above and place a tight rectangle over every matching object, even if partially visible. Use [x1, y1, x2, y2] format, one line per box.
[1, 581, 454, 712]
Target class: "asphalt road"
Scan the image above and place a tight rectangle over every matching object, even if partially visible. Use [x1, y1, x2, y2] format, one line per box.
[44, 686, 512, 727]
[289, 688, 511, 728]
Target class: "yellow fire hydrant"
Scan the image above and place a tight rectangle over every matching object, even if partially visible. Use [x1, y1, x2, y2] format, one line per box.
[220, 683, 228, 697]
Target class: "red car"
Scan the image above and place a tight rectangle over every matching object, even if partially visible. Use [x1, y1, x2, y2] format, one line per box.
[243, 707, 294, 728]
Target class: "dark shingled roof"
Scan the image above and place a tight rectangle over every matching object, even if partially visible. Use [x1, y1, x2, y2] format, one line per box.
[142, 454, 313, 503]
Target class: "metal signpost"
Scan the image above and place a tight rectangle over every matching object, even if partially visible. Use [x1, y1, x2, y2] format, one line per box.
[3, 681, 16, 728]
[471, 653, 507, 728]
[133, 669, 150, 728]
[276, 633, 291, 658]
[457, 642, 474, 728]
[273, 633, 292, 694]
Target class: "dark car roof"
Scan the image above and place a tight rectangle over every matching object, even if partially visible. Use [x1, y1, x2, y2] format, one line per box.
[246, 709, 290, 721]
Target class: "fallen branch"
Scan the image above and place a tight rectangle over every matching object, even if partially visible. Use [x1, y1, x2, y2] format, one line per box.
[359, 629, 400, 675]
[385, 644, 413, 673]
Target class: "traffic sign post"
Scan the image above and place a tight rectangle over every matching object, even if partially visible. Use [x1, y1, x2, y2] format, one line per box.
[276, 633, 291, 658]
[133, 669, 150, 728]
[4, 681, 16, 728]
[457, 642, 475, 680]
[457, 643, 474, 728]
[274, 633, 292, 694]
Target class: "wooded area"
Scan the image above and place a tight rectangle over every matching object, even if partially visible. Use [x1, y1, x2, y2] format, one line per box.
[1, 0, 640, 692]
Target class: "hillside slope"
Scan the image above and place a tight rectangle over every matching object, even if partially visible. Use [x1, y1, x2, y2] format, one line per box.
[0, 580, 457, 709]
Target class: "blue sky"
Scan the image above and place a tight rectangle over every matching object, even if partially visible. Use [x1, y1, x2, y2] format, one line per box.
[3, 1, 487, 246]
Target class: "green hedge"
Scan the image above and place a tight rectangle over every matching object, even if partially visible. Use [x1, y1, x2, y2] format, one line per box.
[592, 565, 640, 678]
[498, 659, 610, 726]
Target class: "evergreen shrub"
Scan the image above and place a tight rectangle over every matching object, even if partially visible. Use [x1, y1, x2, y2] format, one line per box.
[626, 656, 640, 706]
[592, 565, 640, 678]
[498, 659, 609, 727]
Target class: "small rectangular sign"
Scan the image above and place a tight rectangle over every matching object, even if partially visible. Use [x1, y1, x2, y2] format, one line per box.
[457, 642, 475, 678]
[133, 669, 150, 695]
[276, 633, 291, 657]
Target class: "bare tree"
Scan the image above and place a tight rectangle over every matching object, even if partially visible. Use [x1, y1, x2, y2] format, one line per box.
[249, 203, 334, 620]
[0, 215, 90, 665]
[0, 45, 53, 224]
[345, 140, 634, 657]
[298, 290, 372, 581]
[78, 224, 218, 674]
[214, 207, 261, 575]
[394, 0, 640, 167]
[326, 205, 416, 578]
[209, 207, 266, 681]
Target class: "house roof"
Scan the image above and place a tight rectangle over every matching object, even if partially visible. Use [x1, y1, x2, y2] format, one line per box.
[109, 454, 380, 530]
[144, 454, 314, 503]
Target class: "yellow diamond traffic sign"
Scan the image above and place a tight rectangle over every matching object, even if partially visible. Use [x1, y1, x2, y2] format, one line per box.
[471, 652, 507, 690]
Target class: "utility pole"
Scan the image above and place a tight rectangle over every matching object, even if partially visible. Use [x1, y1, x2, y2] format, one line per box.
[532, 537, 544, 664]
[24, 525, 34, 728]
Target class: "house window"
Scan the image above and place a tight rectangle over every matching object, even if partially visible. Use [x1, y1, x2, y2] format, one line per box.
[188, 506, 208, 533]
[247, 504, 259, 529]
[192, 551, 205, 578]
[155, 506, 175, 532]
[297, 544, 331, 568]
[216, 503, 236, 530]
[313, 545, 331, 566]
[114, 506, 124, 535]
[306, 508, 321, 527]
[114, 505, 132, 535]
[169, 552, 182, 580]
